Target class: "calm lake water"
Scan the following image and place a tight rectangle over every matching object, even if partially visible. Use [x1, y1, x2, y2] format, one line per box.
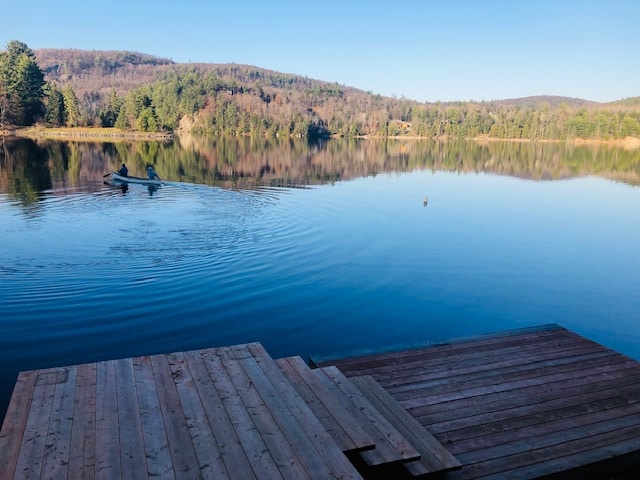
[1, 136, 639, 418]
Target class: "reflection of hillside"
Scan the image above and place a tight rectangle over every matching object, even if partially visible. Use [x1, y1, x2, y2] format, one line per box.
[1, 138, 639, 204]
[170, 137, 640, 187]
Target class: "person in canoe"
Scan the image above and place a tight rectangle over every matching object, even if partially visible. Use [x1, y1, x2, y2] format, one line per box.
[117, 163, 128, 177]
[147, 166, 161, 181]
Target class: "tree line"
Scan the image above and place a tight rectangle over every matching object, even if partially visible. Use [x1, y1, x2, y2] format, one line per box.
[2, 41, 640, 141]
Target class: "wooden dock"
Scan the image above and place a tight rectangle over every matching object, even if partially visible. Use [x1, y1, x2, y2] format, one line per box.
[3, 324, 640, 479]
[0, 342, 460, 479]
[312, 324, 640, 479]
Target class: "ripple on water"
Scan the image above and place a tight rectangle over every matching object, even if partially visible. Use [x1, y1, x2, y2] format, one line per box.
[2, 174, 640, 400]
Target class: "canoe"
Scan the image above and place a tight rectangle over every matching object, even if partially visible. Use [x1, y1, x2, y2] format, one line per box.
[111, 172, 162, 186]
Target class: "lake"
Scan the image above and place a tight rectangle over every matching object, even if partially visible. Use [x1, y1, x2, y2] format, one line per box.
[1, 136, 639, 418]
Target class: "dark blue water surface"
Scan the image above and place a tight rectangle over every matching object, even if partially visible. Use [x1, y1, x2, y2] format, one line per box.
[1, 137, 639, 418]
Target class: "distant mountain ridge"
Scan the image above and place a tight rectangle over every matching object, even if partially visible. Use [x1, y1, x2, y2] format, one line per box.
[491, 95, 601, 108]
[35, 48, 617, 107]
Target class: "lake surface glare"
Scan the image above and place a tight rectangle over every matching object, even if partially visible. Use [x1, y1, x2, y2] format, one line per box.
[1, 138, 639, 417]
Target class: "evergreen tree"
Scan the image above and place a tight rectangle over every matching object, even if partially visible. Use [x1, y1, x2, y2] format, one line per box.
[100, 89, 122, 127]
[0, 40, 45, 125]
[0, 79, 7, 127]
[61, 85, 80, 127]
[137, 107, 158, 131]
[44, 83, 65, 126]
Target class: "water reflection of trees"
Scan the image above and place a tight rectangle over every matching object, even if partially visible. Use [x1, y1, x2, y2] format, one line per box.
[165, 137, 639, 188]
[0, 138, 52, 207]
[1, 136, 639, 204]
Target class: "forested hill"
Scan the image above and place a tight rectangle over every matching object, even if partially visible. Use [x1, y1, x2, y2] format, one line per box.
[35, 49, 175, 97]
[28, 48, 640, 139]
[492, 95, 601, 109]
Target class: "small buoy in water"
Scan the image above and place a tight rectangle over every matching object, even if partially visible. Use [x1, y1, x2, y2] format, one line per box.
[423, 195, 428, 206]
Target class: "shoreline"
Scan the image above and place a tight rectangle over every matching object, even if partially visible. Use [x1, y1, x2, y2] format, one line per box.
[2, 127, 639, 148]
[470, 134, 640, 149]
[1, 126, 173, 141]
[370, 133, 640, 148]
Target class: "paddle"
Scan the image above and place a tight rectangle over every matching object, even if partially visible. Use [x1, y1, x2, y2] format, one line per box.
[102, 172, 112, 178]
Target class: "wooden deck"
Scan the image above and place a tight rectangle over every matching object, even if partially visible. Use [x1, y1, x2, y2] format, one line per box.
[0, 343, 362, 480]
[4, 324, 640, 479]
[312, 324, 640, 479]
[0, 342, 460, 479]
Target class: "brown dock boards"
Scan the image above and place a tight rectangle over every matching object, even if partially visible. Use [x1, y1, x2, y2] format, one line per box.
[0, 343, 363, 480]
[276, 355, 462, 477]
[0, 370, 37, 480]
[314, 324, 640, 479]
[6, 324, 640, 479]
[350, 375, 462, 477]
[312, 365, 421, 466]
[275, 356, 376, 453]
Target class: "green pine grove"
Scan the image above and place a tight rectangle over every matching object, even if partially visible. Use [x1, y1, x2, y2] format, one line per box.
[2, 41, 640, 140]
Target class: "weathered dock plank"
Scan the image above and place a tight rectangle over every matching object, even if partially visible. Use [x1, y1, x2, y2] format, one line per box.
[115, 358, 147, 479]
[95, 360, 120, 480]
[457, 420, 640, 479]
[275, 356, 376, 453]
[199, 350, 266, 480]
[41, 366, 77, 480]
[374, 343, 615, 392]
[312, 324, 564, 372]
[0, 370, 37, 480]
[218, 346, 308, 480]
[314, 365, 420, 467]
[15, 369, 58, 479]
[350, 374, 462, 477]
[445, 391, 640, 455]
[240, 342, 362, 479]
[420, 372, 640, 435]
[68, 362, 96, 480]
[149, 353, 200, 479]
[133, 355, 174, 479]
[390, 353, 638, 405]
[166, 351, 227, 479]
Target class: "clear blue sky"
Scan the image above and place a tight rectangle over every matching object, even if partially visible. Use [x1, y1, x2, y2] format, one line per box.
[3, 0, 638, 102]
